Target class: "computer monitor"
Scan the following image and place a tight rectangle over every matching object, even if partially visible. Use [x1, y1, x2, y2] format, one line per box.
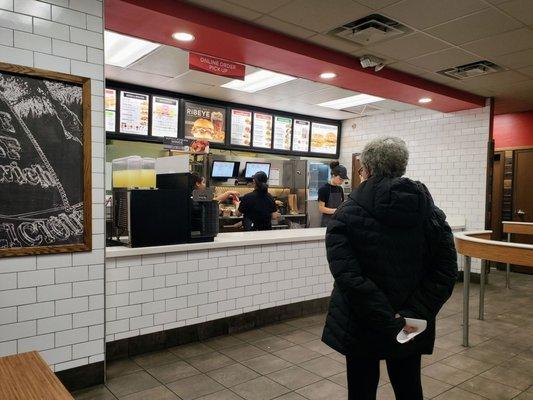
[211, 161, 239, 179]
[244, 162, 271, 179]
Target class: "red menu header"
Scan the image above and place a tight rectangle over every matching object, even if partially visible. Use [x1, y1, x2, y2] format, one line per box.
[189, 53, 245, 80]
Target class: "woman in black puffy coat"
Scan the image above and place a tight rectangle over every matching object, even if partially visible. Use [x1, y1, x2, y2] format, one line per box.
[322, 137, 457, 400]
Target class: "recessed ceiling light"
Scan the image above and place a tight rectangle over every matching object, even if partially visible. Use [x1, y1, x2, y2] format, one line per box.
[317, 94, 384, 109]
[221, 69, 296, 92]
[104, 31, 160, 68]
[320, 72, 337, 79]
[172, 32, 195, 42]
[418, 97, 432, 103]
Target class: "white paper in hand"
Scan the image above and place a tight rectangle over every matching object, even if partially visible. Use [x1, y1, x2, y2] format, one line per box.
[396, 318, 427, 344]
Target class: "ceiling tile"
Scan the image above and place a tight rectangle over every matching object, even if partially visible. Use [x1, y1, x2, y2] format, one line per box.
[257, 78, 333, 98]
[183, 0, 262, 21]
[177, 70, 234, 86]
[388, 61, 431, 75]
[300, 87, 360, 104]
[517, 65, 533, 78]
[253, 15, 317, 39]
[490, 48, 533, 69]
[106, 66, 172, 89]
[365, 33, 449, 61]
[425, 8, 522, 45]
[497, 0, 533, 26]
[128, 45, 189, 78]
[407, 48, 479, 71]
[380, 0, 488, 30]
[306, 34, 362, 54]
[225, 0, 290, 14]
[463, 28, 533, 58]
[354, 0, 403, 10]
[459, 70, 530, 89]
[269, 0, 373, 33]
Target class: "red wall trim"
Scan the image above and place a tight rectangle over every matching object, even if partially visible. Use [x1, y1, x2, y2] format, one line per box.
[105, 0, 486, 113]
[494, 110, 533, 149]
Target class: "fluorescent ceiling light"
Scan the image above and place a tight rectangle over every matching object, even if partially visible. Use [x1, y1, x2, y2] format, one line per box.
[173, 32, 195, 42]
[221, 69, 296, 92]
[317, 94, 383, 109]
[418, 97, 432, 103]
[105, 31, 160, 68]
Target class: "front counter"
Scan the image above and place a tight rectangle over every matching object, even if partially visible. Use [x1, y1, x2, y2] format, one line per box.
[105, 219, 466, 355]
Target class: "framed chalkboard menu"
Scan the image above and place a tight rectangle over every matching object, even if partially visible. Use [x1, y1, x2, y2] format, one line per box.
[0, 62, 92, 257]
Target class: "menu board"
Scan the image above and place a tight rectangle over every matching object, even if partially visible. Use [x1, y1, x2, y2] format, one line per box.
[184, 101, 226, 143]
[105, 88, 116, 132]
[151, 96, 179, 137]
[310, 122, 338, 154]
[252, 112, 272, 149]
[292, 119, 310, 152]
[119, 91, 149, 135]
[230, 109, 252, 146]
[273, 116, 292, 151]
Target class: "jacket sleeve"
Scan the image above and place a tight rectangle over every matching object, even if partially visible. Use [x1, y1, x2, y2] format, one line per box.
[326, 207, 405, 335]
[399, 207, 458, 320]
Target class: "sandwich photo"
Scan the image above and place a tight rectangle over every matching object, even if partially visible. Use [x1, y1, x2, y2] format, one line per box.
[191, 118, 214, 140]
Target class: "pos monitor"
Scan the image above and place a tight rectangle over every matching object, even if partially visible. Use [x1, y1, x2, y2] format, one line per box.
[244, 162, 271, 179]
[211, 161, 240, 179]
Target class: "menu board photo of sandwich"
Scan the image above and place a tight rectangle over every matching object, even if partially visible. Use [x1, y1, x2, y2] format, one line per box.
[184, 101, 226, 143]
[105, 88, 116, 132]
[119, 91, 149, 135]
[252, 112, 272, 149]
[273, 116, 292, 151]
[310, 122, 339, 154]
[292, 119, 310, 152]
[230, 109, 252, 146]
[151, 96, 179, 137]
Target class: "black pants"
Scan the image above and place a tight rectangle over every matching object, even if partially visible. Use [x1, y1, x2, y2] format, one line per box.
[346, 354, 423, 400]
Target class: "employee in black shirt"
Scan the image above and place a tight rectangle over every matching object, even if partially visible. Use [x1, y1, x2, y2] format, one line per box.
[236, 171, 279, 231]
[318, 161, 348, 227]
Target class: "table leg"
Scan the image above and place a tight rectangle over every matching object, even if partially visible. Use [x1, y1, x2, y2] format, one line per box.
[479, 260, 485, 320]
[506, 233, 511, 289]
[463, 255, 471, 347]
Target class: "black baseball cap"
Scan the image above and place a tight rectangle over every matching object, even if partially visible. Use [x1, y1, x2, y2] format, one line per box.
[253, 171, 268, 183]
[332, 164, 348, 180]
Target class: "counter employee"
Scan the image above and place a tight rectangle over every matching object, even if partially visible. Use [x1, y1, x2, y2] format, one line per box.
[318, 161, 348, 227]
[235, 171, 279, 231]
[191, 173, 240, 203]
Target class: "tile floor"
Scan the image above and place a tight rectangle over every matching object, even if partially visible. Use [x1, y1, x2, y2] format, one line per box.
[74, 270, 533, 400]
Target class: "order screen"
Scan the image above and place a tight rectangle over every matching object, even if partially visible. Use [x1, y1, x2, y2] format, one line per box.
[245, 163, 270, 178]
[212, 162, 235, 178]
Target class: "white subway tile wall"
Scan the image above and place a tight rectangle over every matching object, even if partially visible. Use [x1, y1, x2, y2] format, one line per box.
[340, 107, 490, 271]
[105, 241, 332, 342]
[0, 0, 104, 372]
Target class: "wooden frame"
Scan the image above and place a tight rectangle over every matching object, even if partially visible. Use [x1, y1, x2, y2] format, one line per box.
[0, 62, 92, 257]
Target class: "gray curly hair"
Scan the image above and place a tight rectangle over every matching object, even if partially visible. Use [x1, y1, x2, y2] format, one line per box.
[360, 137, 409, 178]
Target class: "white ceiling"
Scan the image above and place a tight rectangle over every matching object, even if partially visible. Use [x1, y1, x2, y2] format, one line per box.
[181, 0, 533, 114]
[105, 44, 419, 120]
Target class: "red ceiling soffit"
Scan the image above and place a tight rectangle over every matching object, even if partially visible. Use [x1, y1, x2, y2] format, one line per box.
[105, 0, 486, 113]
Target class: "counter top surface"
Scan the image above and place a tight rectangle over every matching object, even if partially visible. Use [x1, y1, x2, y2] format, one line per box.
[106, 228, 327, 258]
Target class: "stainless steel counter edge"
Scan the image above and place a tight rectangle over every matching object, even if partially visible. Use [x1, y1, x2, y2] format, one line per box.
[106, 228, 327, 258]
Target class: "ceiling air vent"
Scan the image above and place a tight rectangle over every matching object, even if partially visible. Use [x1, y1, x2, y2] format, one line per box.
[438, 61, 502, 80]
[343, 104, 386, 117]
[328, 14, 411, 46]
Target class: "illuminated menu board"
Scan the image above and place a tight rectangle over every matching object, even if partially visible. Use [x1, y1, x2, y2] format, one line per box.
[184, 101, 226, 143]
[273, 116, 292, 151]
[252, 112, 272, 149]
[292, 119, 310, 152]
[310, 122, 338, 154]
[151, 96, 179, 137]
[230, 109, 252, 146]
[119, 91, 149, 135]
[104, 88, 116, 132]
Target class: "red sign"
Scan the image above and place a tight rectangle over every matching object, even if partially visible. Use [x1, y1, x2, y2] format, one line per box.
[189, 53, 245, 80]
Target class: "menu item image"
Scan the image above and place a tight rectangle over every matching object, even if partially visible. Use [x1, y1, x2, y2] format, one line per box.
[252, 112, 272, 148]
[105, 89, 116, 132]
[310, 122, 338, 154]
[120, 91, 149, 135]
[184, 101, 226, 143]
[230, 109, 252, 146]
[292, 119, 310, 152]
[273, 116, 292, 151]
[151, 96, 179, 137]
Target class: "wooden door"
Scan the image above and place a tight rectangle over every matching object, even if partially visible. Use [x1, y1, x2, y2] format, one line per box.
[490, 152, 504, 240]
[512, 149, 533, 245]
[351, 153, 361, 189]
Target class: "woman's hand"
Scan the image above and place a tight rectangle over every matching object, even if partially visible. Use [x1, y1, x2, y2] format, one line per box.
[396, 313, 417, 334]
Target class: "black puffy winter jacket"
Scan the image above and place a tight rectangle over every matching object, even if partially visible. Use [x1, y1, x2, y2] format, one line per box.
[321, 176, 457, 359]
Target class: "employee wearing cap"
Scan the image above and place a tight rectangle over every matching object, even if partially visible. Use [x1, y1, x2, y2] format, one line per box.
[235, 171, 280, 231]
[318, 161, 348, 227]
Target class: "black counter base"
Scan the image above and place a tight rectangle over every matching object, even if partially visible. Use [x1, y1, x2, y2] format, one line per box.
[56, 361, 104, 392]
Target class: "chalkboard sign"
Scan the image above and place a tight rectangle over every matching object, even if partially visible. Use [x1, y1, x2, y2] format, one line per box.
[0, 62, 92, 257]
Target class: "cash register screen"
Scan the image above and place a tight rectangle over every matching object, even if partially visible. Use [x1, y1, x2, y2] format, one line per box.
[244, 162, 271, 178]
[211, 161, 238, 179]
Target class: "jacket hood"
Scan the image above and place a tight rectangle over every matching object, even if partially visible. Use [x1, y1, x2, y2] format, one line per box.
[350, 176, 433, 228]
